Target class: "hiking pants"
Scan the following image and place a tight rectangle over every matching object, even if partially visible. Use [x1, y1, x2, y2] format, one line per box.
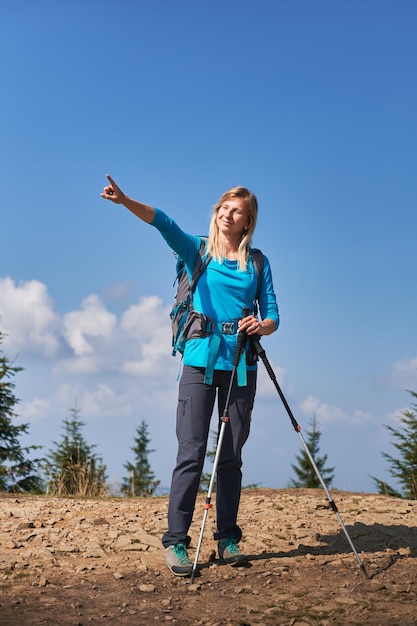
[162, 365, 257, 548]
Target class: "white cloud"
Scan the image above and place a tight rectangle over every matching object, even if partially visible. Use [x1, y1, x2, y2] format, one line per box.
[0, 277, 61, 357]
[19, 397, 51, 422]
[62, 294, 117, 356]
[80, 383, 132, 417]
[351, 409, 373, 424]
[299, 396, 377, 426]
[387, 406, 409, 424]
[120, 296, 174, 377]
[389, 356, 417, 390]
[256, 360, 288, 398]
[1, 279, 179, 429]
[102, 281, 139, 302]
[300, 395, 348, 424]
[54, 294, 176, 379]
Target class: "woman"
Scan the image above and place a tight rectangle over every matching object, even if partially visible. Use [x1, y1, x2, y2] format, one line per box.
[101, 174, 279, 576]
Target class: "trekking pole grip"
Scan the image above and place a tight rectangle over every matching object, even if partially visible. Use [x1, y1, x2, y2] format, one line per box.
[233, 307, 250, 367]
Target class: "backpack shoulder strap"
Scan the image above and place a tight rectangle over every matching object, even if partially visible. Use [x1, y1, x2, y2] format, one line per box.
[251, 249, 264, 303]
[189, 237, 211, 293]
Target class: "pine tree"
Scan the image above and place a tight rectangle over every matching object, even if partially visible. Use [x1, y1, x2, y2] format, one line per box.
[371, 390, 417, 499]
[0, 331, 43, 493]
[121, 420, 160, 497]
[289, 416, 335, 488]
[44, 404, 108, 496]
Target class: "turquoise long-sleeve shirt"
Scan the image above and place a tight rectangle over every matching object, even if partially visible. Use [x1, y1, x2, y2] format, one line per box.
[151, 208, 279, 372]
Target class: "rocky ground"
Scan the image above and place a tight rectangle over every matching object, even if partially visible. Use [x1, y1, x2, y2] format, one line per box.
[1, 489, 416, 626]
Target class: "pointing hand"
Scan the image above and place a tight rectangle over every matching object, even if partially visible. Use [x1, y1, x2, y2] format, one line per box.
[101, 174, 125, 204]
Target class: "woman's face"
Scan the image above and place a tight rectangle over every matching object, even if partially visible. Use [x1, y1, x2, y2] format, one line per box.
[216, 197, 249, 238]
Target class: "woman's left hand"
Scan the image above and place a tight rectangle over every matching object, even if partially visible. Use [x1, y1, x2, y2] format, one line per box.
[238, 315, 263, 336]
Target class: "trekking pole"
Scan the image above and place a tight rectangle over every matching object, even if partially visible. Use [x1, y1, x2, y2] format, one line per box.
[250, 335, 369, 579]
[190, 308, 250, 583]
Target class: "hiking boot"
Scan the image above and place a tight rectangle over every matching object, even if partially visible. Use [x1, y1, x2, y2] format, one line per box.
[218, 538, 249, 566]
[165, 543, 193, 577]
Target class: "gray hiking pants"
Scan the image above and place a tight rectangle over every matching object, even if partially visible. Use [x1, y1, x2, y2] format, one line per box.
[162, 365, 257, 548]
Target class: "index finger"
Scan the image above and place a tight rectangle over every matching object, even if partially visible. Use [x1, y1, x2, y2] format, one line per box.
[106, 173, 117, 187]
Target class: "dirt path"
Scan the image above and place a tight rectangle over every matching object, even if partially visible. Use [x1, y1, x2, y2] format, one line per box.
[1, 489, 416, 625]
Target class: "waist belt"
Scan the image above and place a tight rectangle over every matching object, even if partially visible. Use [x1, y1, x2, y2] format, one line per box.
[204, 320, 247, 387]
[205, 320, 238, 335]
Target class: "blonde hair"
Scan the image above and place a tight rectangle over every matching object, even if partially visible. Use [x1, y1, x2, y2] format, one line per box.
[207, 186, 258, 270]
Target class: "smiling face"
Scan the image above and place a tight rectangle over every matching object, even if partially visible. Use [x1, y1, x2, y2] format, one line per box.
[208, 187, 259, 264]
[215, 196, 250, 239]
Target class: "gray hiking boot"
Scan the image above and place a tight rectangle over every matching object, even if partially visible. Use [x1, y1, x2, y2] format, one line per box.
[218, 538, 249, 566]
[165, 543, 193, 577]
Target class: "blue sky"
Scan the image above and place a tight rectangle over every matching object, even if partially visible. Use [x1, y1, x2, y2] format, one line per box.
[1, 1, 416, 494]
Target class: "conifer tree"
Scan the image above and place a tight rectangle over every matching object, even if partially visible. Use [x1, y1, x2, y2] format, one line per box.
[371, 390, 417, 499]
[0, 331, 43, 493]
[289, 416, 335, 488]
[44, 404, 108, 496]
[121, 420, 160, 496]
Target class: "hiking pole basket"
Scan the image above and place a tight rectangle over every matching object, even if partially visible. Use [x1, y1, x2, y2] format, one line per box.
[190, 308, 250, 583]
[250, 335, 369, 579]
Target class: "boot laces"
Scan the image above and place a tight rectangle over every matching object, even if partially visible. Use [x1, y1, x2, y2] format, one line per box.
[173, 543, 189, 564]
[226, 539, 241, 555]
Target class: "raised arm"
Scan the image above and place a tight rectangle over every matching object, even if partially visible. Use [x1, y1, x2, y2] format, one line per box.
[101, 174, 155, 224]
